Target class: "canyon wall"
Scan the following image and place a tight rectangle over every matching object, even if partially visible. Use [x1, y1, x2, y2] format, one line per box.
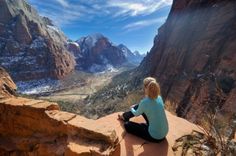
[138, 0, 236, 121]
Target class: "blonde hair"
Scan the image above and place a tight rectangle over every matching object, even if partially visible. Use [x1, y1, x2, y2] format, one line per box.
[143, 77, 156, 88]
[143, 77, 160, 99]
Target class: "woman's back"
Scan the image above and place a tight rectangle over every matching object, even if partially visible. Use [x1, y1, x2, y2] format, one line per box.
[141, 96, 169, 139]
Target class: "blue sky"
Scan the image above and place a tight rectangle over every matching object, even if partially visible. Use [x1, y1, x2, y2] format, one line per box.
[28, 0, 172, 54]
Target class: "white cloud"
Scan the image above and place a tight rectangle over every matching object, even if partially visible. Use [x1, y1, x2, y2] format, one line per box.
[109, 2, 148, 16]
[108, 0, 172, 17]
[54, 0, 69, 7]
[123, 17, 167, 31]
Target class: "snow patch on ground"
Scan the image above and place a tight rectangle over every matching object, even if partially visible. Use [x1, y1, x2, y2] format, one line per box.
[30, 36, 46, 48]
[68, 41, 79, 47]
[17, 78, 59, 95]
[89, 64, 118, 73]
[47, 25, 60, 33]
[0, 56, 23, 66]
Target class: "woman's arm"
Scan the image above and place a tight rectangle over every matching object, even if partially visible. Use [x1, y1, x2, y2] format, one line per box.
[131, 99, 145, 116]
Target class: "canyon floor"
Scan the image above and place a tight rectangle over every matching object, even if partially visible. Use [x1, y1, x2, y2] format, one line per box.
[39, 71, 117, 102]
[34, 65, 136, 118]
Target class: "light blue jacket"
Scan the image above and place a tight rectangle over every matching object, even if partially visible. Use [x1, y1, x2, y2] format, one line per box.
[131, 96, 169, 139]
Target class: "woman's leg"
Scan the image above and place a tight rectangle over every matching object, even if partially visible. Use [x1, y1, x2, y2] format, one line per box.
[124, 121, 164, 143]
[122, 111, 134, 121]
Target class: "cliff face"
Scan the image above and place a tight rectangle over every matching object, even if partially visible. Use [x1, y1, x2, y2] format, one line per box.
[0, 0, 75, 81]
[138, 0, 236, 121]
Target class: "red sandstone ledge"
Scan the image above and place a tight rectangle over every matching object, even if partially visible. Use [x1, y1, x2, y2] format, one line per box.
[0, 97, 200, 156]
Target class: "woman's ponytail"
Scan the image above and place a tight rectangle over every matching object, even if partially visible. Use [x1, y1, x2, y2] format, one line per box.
[147, 81, 160, 99]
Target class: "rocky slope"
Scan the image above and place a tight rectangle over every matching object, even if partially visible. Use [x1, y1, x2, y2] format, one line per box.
[135, 0, 236, 122]
[0, 0, 75, 81]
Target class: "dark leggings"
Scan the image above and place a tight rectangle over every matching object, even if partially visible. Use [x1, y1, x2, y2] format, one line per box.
[122, 105, 165, 143]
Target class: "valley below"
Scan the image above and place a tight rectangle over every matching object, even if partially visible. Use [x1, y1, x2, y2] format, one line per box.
[38, 71, 118, 102]
[25, 65, 138, 119]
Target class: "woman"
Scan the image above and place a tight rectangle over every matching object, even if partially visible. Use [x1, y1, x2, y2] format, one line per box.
[118, 77, 168, 143]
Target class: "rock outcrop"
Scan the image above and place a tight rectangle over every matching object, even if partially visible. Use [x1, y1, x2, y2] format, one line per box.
[138, 0, 236, 122]
[0, 0, 75, 81]
[0, 97, 119, 156]
[0, 67, 16, 98]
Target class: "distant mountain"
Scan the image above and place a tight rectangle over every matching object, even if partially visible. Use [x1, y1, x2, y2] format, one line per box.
[117, 44, 144, 65]
[67, 33, 145, 72]
[0, 0, 75, 81]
